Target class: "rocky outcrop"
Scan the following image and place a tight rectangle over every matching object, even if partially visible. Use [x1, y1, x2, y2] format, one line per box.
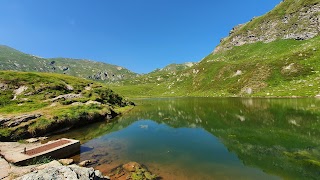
[16, 160, 109, 180]
[214, 2, 320, 53]
[12, 86, 28, 100]
[1, 114, 42, 127]
[65, 84, 74, 91]
[46, 93, 82, 102]
[0, 82, 8, 90]
[88, 72, 125, 81]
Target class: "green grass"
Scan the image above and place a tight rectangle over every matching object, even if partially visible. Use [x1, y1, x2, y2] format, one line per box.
[217, 0, 320, 52]
[0, 71, 133, 140]
[27, 156, 54, 165]
[113, 35, 320, 98]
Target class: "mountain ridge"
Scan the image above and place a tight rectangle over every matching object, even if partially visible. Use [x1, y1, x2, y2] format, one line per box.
[1, 0, 320, 98]
[111, 0, 320, 98]
[214, 0, 320, 53]
[0, 45, 138, 82]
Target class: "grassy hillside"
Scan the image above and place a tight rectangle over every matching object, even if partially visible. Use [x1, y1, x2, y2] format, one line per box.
[0, 45, 137, 82]
[215, 0, 320, 52]
[0, 71, 133, 140]
[151, 62, 196, 73]
[112, 35, 320, 98]
[111, 0, 320, 98]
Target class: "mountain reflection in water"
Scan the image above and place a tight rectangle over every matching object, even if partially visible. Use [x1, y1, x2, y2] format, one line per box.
[51, 97, 320, 180]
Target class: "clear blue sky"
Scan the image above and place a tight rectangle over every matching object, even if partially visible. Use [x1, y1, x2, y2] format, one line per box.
[0, 0, 281, 73]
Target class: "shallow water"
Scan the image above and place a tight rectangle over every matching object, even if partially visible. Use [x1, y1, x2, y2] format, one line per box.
[52, 97, 320, 179]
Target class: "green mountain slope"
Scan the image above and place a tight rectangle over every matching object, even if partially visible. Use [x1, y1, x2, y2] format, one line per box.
[214, 0, 320, 53]
[111, 0, 320, 98]
[0, 45, 137, 82]
[152, 62, 196, 73]
[0, 71, 133, 140]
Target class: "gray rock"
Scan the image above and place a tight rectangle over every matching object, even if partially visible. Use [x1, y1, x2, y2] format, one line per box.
[233, 70, 242, 77]
[16, 161, 107, 180]
[85, 101, 101, 105]
[14, 86, 28, 96]
[25, 138, 39, 143]
[0, 82, 8, 91]
[71, 102, 83, 106]
[58, 159, 74, 165]
[78, 160, 92, 167]
[0, 117, 11, 125]
[3, 114, 42, 127]
[65, 84, 74, 91]
[47, 93, 82, 102]
[214, 3, 320, 53]
[38, 137, 48, 141]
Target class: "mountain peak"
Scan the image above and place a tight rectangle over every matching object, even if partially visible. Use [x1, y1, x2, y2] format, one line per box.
[214, 0, 320, 53]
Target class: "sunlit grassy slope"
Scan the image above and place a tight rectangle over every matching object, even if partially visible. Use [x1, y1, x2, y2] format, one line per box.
[111, 0, 320, 98]
[0, 45, 137, 82]
[0, 71, 133, 140]
[111, 36, 320, 97]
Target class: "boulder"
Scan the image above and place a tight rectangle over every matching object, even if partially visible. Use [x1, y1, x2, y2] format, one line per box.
[233, 70, 242, 77]
[38, 137, 48, 141]
[16, 162, 108, 180]
[58, 159, 74, 165]
[65, 84, 74, 91]
[14, 86, 28, 96]
[25, 138, 39, 143]
[79, 160, 92, 167]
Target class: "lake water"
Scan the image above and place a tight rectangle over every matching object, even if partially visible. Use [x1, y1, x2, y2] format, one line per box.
[51, 97, 320, 179]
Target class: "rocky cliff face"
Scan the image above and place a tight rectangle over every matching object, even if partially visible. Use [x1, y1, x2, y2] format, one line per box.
[214, 1, 320, 53]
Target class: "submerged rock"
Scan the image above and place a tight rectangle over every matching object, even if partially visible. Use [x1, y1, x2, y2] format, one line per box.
[122, 162, 142, 172]
[79, 160, 94, 167]
[108, 162, 158, 180]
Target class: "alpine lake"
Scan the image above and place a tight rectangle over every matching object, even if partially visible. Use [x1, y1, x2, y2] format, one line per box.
[49, 97, 320, 179]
